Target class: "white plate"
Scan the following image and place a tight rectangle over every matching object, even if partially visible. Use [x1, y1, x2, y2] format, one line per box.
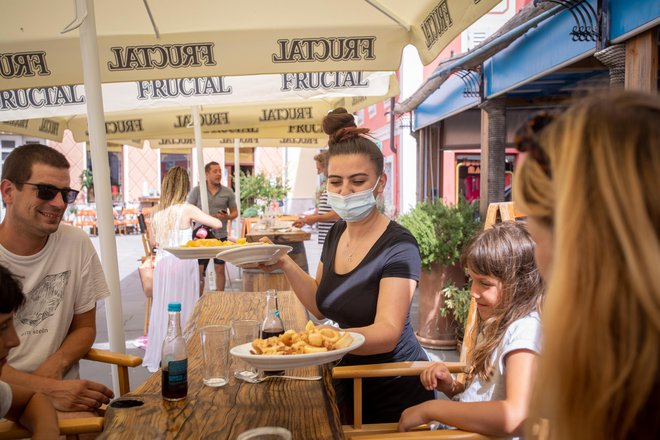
[164, 243, 264, 260]
[215, 244, 292, 268]
[230, 332, 365, 370]
[163, 246, 228, 259]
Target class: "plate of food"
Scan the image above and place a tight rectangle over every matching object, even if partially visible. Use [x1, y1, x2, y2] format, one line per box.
[215, 244, 292, 268]
[230, 321, 365, 370]
[164, 238, 260, 260]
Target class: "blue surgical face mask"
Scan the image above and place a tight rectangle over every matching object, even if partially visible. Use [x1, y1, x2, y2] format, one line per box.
[327, 177, 380, 222]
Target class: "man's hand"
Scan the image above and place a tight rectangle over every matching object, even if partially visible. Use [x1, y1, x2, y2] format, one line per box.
[44, 379, 114, 412]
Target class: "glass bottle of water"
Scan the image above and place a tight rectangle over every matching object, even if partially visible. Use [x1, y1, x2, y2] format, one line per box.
[161, 302, 188, 401]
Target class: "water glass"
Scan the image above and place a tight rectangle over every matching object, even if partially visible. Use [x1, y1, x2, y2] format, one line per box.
[200, 325, 231, 387]
[231, 319, 261, 379]
[236, 427, 292, 440]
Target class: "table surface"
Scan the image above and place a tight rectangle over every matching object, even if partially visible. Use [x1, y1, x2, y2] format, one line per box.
[246, 227, 311, 243]
[101, 291, 344, 439]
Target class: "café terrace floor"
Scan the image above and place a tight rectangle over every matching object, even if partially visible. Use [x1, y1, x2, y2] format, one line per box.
[84, 231, 459, 392]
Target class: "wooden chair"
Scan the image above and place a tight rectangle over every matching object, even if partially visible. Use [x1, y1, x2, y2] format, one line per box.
[75, 209, 97, 235]
[137, 213, 154, 335]
[333, 202, 524, 439]
[113, 209, 125, 235]
[241, 217, 260, 237]
[0, 349, 142, 440]
[120, 208, 140, 234]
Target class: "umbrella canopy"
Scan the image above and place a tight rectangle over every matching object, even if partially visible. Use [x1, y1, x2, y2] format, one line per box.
[0, 72, 399, 142]
[0, 0, 500, 90]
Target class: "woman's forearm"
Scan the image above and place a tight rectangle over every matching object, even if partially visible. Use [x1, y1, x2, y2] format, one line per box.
[279, 257, 323, 318]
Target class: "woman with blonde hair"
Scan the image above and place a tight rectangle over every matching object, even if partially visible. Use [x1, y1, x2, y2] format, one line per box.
[513, 91, 660, 439]
[143, 166, 223, 372]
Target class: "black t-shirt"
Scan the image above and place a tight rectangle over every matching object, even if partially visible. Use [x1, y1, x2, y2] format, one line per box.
[318, 220, 433, 423]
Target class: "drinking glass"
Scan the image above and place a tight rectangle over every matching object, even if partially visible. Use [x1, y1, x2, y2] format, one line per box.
[200, 325, 231, 387]
[236, 427, 292, 440]
[231, 319, 261, 379]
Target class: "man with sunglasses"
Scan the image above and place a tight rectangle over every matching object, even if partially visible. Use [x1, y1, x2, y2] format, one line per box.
[0, 144, 114, 413]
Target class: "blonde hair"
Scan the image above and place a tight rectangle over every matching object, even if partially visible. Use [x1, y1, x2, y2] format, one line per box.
[461, 222, 544, 381]
[152, 167, 191, 246]
[313, 151, 329, 168]
[514, 91, 660, 439]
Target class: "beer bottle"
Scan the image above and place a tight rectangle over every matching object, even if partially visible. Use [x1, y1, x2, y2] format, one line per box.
[161, 302, 188, 401]
[261, 290, 285, 375]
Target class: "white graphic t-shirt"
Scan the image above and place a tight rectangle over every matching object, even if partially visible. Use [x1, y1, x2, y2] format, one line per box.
[0, 380, 11, 419]
[0, 224, 110, 379]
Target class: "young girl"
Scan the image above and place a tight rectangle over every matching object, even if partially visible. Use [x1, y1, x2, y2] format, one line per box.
[399, 221, 544, 438]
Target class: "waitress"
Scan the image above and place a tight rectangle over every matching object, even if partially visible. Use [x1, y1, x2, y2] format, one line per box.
[261, 108, 432, 424]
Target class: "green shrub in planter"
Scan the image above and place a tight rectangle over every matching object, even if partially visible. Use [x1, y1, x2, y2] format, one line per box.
[440, 281, 472, 341]
[399, 197, 481, 271]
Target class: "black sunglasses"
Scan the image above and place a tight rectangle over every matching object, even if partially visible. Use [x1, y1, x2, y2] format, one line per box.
[21, 182, 80, 204]
[513, 112, 555, 178]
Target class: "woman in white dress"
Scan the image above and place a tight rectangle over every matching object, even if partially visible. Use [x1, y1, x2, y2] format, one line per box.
[143, 167, 223, 372]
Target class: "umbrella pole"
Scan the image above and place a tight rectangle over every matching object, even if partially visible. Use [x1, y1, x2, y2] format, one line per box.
[233, 139, 242, 282]
[233, 139, 241, 237]
[192, 106, 209, 214]
[78, 0, 125, 394]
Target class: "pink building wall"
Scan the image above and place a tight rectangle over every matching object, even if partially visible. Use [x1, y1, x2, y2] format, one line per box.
[47, 130, 85, 204]
[126, 143, 159, 202]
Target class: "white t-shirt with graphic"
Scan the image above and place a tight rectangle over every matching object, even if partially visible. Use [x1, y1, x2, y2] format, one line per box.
[457, 311, 541, 440]
[0, 380, 11, 419]
[0, 224, 110, 379]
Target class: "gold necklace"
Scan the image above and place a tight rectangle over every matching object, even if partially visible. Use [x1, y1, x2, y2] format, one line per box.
[345, 239, 355, 263]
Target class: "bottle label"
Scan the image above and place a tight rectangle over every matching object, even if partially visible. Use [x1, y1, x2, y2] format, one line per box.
[167, 359, 188, 385]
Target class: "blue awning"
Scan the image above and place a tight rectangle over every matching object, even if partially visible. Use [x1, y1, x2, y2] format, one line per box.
[410, 0, 658, 128]
[414, 74, 481, 130]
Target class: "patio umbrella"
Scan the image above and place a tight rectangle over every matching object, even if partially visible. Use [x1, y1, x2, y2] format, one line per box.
[1, 0, 501, 89]
[0, 0, 498, 393]
[0, 73, 399, 142]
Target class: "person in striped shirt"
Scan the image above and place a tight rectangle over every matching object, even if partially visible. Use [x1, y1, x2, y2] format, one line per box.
[293, 151, 339, 245]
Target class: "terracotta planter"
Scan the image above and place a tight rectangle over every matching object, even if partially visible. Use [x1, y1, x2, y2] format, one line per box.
[415, 262, 466, 350]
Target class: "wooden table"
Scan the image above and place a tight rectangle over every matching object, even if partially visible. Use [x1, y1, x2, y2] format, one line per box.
[101, 291, 344, 439]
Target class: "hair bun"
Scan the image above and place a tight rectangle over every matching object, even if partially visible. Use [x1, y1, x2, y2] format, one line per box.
[323, 108, 372, 145]
[323, 107, 356, 135]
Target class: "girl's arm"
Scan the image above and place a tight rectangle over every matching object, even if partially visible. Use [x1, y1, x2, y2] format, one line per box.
[420, 363, 465, 398]
[184, 204, 223, 230]
[5, 384, 59, 440]
[340, 277, 416, 355]
[399, 349, 538, 436]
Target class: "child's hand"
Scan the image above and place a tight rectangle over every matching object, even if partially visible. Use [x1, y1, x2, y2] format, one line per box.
[398, 402, 430, 431]
[420, 363, 455, 395]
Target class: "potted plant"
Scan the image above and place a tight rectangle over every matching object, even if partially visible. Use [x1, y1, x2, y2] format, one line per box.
[79, 169, 94, 203]
[399, 197, 480, 349]
[239, 171, 290, 217]
[440, 281, 472, 347]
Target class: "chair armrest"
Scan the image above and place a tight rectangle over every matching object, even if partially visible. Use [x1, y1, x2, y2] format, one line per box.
[332, 361, 468, 379]
[353, 430, 497, 439]
[0, 417, 104, 440]
[84, 348, 143, 368]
